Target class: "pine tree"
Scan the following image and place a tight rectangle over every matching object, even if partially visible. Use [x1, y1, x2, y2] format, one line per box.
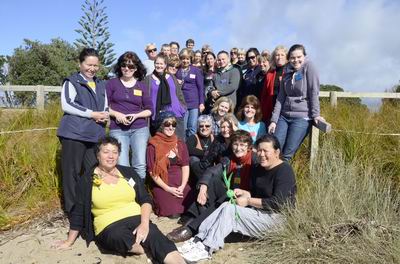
[74, 0, 116, 68]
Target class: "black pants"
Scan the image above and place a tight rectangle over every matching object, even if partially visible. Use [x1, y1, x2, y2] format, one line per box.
[186, 175, 228, 232]
[60, 137, 97, 213]
[96, 216, 177, 264]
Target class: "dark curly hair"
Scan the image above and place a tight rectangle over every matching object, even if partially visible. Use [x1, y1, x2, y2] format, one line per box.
[230, 130, 253, 147]
[114, 51, 147, 81]
[95, 136, 121, 156]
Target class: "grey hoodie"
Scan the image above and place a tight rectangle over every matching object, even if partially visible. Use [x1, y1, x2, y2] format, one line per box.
[271, 59, 320, 123]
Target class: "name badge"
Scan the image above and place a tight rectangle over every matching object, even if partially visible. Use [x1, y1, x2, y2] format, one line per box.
[128, 178, 136, 188]
[133, 89, 142, 96]
[189, 74, 196, 79]
[295, 73, 303, 81]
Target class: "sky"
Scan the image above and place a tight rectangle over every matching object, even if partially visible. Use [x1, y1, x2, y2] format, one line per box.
[1, 0, 399, 92]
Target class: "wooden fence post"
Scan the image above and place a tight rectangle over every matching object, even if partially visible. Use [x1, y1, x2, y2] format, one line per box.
[309, 125, 320, 170]
[36, 85, 45, 110]
[330, 91, 337, 108]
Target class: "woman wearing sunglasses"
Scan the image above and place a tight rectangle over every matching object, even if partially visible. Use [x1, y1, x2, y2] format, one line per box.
[106, 52, 152, 179]
[186, 115, 215, 184]
[236, 47, 262, 111]
[146, 111, 194, 218]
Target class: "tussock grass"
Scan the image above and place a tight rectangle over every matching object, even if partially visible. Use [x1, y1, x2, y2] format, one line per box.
[0, 103, 62, 228]
[251, 139, 400, 263]
[250, 102, 400, 263]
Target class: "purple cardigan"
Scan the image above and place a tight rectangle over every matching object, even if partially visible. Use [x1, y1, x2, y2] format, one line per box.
[176, 66, 204, 109]
[106, 78, 152, 130]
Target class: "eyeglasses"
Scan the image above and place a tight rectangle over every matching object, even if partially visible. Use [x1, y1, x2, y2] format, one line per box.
[248, 56, 257, 60]
[232, 142, 249, 148]
[147, 48, 157, 53]
[199, 124, 211, 128]
[121, 63, 136, 70]
[163, 121, 177, 128]
[230, 52, 237, 55]
[203, 51, 209, 55]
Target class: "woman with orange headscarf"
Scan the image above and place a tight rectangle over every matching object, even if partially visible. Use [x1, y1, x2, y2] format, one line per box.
[146, 111, 194, 217]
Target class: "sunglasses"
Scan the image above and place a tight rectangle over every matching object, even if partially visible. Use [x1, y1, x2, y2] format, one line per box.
[121, 63, 136, 70]
[248, 56, 257, 60]
[163, 121, 177, 128]
[147, 48, 157, 53]
[199, 124, 211, 128]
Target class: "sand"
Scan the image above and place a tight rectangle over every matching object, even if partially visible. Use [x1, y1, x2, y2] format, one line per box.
[0, 210, 253, 264]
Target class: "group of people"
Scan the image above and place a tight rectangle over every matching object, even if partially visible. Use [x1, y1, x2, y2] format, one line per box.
[54, 38, 323, 263]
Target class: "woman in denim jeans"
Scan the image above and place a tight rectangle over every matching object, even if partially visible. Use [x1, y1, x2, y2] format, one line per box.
[106, 51, 152, 179]
[268, 44, 324, 161]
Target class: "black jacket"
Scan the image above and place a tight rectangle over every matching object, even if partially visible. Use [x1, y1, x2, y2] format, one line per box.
[198, 152, 258, 188]
[69, 165, 153, 246]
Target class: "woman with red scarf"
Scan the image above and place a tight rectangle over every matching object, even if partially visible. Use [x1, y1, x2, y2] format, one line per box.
[167, 130, 254, 242]
[146, 111, 194, 218]
[260, 45, 288, 123]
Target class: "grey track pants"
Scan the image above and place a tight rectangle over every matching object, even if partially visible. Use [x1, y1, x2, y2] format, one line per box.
[196, 201, 283, 252]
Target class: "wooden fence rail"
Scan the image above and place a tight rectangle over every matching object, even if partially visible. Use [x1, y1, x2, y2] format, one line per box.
[1, 85, 399, 167]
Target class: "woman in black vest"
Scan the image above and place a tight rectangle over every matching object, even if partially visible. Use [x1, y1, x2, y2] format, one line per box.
[57, 48, 109, 214]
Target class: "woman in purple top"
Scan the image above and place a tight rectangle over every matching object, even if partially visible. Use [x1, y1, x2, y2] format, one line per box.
[176, 48, 205, 138]
[144, 54, 187, 140]
[106, 51, 152, 179]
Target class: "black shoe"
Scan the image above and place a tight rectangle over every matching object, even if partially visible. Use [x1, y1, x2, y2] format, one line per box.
[167, 226, 193, 242]
[177, 215, 193, 226]
[168, 213, 181, 219]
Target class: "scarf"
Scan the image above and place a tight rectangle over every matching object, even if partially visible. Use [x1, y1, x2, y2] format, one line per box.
[153, 70, 171, 115]
[228, 150, 252, 191]
[148, 132, 178, 184]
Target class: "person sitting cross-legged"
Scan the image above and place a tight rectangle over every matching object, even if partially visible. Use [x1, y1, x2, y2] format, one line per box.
[179, 134, 297, 262]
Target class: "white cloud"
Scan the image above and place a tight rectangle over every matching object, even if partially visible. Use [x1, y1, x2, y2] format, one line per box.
[224, 0, 400, 92]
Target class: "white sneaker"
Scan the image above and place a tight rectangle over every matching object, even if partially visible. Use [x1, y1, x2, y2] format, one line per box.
[178, 237, 196, 253]
[181, 242, 211, 263]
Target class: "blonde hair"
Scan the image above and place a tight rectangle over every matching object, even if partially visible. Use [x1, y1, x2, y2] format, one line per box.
[237, 48, 246, 55]
[145, 43, 156, 51]
[270, 45, 288, 70]
[220, 113, 238, 131]
[211, 96, 234, 115]
[168, 55, 181, 68]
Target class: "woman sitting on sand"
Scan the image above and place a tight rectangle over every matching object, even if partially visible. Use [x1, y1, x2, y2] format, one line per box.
[53, 136, 185, 264]
[179, 134, 297, 262]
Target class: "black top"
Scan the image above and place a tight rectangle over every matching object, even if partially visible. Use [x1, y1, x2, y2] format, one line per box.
[274, 66, 284, 96]
[251, 162, 296, 212]
[198, 135, 231, 170]
[187, 134, 213, 158]
[69, 165, 153, 245]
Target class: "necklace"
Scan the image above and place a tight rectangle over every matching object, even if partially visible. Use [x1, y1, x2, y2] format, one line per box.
[97, 166, 119, 179]
[201, 136, 212, 150]
[120, 78, 136, 99]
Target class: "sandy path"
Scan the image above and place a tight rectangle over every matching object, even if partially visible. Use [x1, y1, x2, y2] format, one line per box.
[0, 210, 252, 264]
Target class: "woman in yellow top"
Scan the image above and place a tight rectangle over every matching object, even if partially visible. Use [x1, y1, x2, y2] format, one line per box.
[54, 136, 185, 264]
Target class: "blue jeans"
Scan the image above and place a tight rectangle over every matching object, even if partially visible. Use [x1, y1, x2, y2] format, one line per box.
[273, 116, 311, 161]
[109, 126, 150, 179]
[184, 108, 199, 138]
